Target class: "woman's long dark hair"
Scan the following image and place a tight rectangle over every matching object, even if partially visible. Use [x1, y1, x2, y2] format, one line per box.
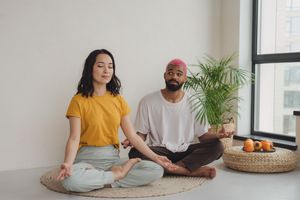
[77, 49, 121, 97]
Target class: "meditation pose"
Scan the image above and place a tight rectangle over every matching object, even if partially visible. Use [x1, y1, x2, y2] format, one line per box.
[57, 49, 174, 192]
[123, 58, 233, 179]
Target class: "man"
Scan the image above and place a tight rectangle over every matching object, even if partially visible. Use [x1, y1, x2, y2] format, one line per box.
[122, 58, 233, 179]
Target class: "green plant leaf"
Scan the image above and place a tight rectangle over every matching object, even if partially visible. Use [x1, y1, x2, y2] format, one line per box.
[184, 53, 254, 126]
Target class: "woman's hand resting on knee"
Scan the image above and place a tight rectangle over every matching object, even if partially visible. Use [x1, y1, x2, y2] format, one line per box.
[57, 163, 72, 180]
[154, 155, 178, 171]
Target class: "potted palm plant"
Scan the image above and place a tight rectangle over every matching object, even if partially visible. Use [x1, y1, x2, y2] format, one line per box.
[184, 54, 253, 148]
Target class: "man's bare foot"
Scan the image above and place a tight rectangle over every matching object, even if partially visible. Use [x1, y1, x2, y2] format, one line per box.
[111, 158, 141, 180]
[190, 166, 216, 179]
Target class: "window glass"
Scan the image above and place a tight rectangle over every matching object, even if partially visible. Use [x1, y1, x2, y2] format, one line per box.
[258, 0, 300, 54]
[254, 63, 300, 136]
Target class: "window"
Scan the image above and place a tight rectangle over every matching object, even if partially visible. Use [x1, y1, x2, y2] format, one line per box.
[288, 42, 300, 52]
[283, 115, 296, 134]
[286, 0, 300, 10]
[284, 91, 300, 108]
[284, 66, 300, 85]
[252, 0, 300, 140]
[286, 17, 300, 36]
[290, 17, 300, 35]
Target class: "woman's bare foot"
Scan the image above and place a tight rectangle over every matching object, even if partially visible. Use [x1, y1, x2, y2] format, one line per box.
[111, 158, 141, 180]
[190, 166, 216, 179]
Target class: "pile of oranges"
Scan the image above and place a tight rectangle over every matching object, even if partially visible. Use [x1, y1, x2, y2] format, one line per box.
[243, 139, 274, 152]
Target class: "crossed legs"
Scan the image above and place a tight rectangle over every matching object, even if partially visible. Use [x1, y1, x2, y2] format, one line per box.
[129, 139, 224, 179]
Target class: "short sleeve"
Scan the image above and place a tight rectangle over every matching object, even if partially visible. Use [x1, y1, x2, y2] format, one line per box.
[134, 98, 150, 135]
[194, 121, 208, 137]
[119, 95, 131, 117]
[66, 96, 81, 118]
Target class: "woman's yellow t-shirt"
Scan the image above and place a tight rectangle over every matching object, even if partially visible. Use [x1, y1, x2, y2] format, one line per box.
[66, 92, 130, 149]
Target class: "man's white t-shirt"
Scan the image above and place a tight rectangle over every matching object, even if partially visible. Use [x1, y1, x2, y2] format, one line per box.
[134, 90, 207, 153]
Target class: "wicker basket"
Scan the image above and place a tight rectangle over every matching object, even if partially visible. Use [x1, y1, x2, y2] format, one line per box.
[222, 146, 298, 173]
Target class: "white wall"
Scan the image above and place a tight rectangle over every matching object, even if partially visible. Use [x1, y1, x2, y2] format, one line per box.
[220, 0, 253, 137]
[220, 0, 240, 57]
[237, 0, 253, 136]
[0, 0, 222, 171]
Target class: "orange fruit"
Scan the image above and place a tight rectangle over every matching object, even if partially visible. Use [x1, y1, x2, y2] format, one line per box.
[243, 139, 254, 152]
[261, 140, 273, 151]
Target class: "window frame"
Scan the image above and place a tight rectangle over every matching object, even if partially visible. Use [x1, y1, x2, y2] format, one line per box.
[251, 0, 300, 142]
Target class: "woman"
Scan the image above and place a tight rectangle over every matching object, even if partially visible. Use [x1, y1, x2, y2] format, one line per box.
[57, 49, 174, 192]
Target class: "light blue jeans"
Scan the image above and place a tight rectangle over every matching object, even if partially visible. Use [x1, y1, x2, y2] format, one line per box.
[62, 145, 164, 192]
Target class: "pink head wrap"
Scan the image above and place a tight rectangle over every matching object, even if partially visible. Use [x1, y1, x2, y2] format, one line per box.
[166, 58, 187, 75]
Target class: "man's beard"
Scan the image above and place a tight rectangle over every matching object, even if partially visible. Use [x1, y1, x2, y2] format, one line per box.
[165, 80, 184, 91]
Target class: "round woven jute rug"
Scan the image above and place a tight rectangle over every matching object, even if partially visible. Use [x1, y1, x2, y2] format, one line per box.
[40, 168, 206, 198]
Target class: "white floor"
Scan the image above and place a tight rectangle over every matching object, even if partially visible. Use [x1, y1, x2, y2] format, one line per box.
[1, 158, 299, 200]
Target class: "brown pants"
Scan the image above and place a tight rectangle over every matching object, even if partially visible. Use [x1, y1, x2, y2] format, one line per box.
[129, 139, 224, 171]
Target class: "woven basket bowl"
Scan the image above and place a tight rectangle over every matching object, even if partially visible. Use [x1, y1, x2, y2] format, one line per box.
[222, 146, 298, 173]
